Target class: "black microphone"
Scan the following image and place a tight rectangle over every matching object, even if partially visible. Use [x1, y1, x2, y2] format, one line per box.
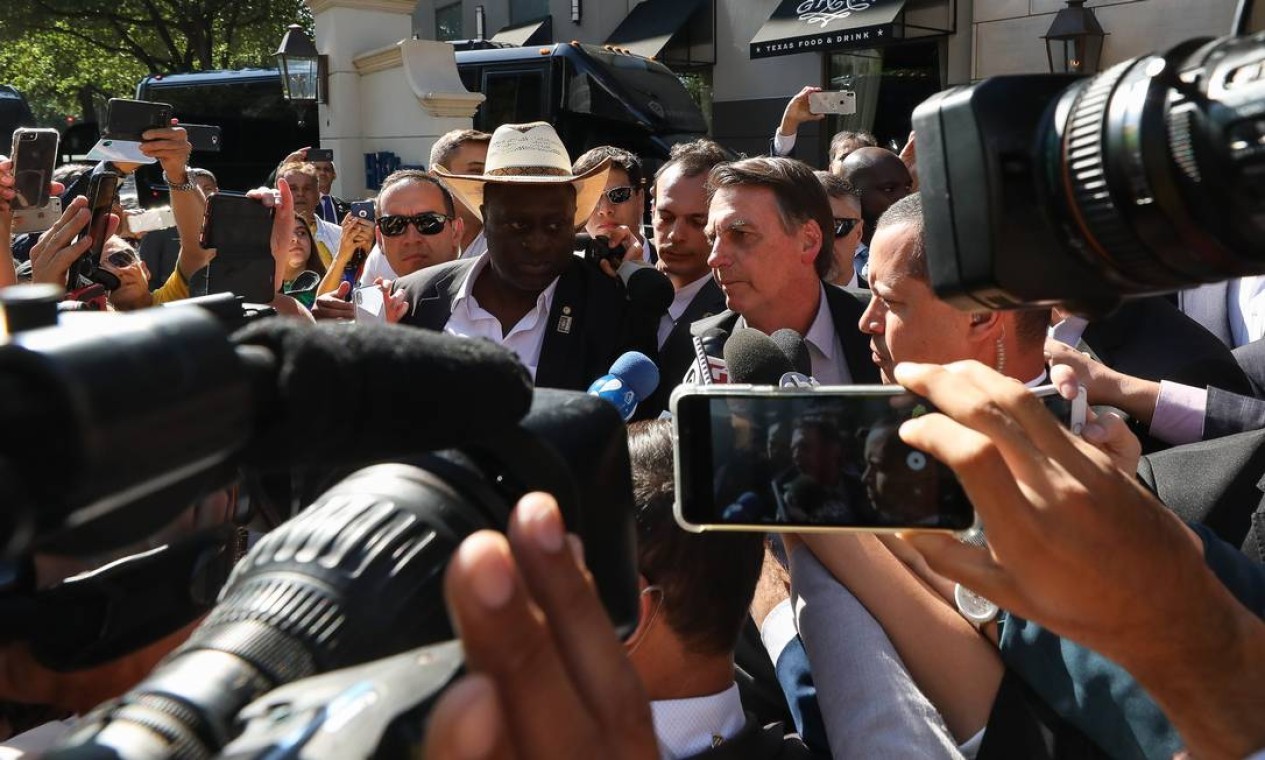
[617, 259, 674, 315]
[722, 328, 794, 385]
[770, 329, 812, 376]
[0, 308, 534, 557]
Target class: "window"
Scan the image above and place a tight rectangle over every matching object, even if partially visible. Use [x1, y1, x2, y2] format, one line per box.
[480, 69, 546, 131]
[510, 0, 548, 24]
[436, 3, 463, 41]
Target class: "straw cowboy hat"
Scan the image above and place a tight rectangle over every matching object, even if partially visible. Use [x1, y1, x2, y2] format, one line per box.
[432, 122, 610, 228]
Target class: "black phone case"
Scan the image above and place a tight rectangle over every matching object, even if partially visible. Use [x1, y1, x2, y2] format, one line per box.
[104, 98, 173, 141]
[201, 193, 276, 303]
[306, 149, 334, 162]
[69, 172, 120, 289]
[182, 124, 222, 152]
[349, 200, 375, 222]
[10, 128, 58, 210]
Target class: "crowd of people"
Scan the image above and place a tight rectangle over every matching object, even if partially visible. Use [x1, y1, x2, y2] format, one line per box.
[0, 80, 1263, 760]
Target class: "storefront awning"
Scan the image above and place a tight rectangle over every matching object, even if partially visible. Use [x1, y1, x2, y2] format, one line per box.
[751, 0, 942, 60]
[491, 16, 553, 47]
[605, 0, 710, 61]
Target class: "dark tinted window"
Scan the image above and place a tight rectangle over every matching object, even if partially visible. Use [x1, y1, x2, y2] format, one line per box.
[480, 69, 545, 130]
[569, 51, 707, 134]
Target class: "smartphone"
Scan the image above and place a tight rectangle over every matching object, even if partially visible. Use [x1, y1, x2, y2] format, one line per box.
[306, 148, 334, 163]
[103, 98, 174, 141]
[126, 206, 176, 234]
[182, 124, 222, 153]
[12, 197, 60, 235]
[354, 285, 387, 322]
[201, 192, 276, 303]
[10, 128, 59, 210]
[808, 90, 858, 116]
[67, 168, 121, 290]
[349, 199, 375, 223]
[671, 384, 1086, 534]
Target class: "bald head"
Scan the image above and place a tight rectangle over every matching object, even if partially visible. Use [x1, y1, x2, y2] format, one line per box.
[839, 148, 912, 243]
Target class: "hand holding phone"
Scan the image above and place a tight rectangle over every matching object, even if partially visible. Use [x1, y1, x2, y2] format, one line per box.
[306, 148, 334, 163]
[354, 285, 387, 323]
[202, 192, 276, 303]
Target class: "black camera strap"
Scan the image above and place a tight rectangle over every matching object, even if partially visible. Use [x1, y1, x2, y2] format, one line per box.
[0, 526, 238, 671]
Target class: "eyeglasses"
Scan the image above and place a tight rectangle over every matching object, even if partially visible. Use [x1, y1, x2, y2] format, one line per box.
[833, 217, 861, 238]
[105, 247, 140, 269]
[377, 213, 451, 237]
[602, 186, 637, 205]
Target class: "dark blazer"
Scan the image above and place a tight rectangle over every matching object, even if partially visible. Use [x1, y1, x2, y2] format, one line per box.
[1176, 282, 1232, 346]
[637, 278, 727, 419]
[1138, 427, 1265, 561]
[1232, 337, 1265, 397]
[316, 194, 350, 225]
[683, 283, 881, 385]
[394, 256, 656, 392]
[688, 715, 818, 759]
[1081, 297, 1252, 396]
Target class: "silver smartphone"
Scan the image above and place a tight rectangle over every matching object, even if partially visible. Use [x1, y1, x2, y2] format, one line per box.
[671, 384, 1085, 534]
[808, 90, 857, 116]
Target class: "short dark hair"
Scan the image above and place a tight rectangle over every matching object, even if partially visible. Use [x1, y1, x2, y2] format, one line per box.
[429, 129, 491, 171]
[829, 130, 877, 164]
[814, 170, 857, 201]
[875, 193, 928, 280]
[628, 420, 763, 657]
[573, 146, 644, 189]
[655, 139, 730, 183]
[377, 169, 455, 218]
[877, 195, 1051, 347]
[708, 157, 834, 278]
[187, 167, 217, 187]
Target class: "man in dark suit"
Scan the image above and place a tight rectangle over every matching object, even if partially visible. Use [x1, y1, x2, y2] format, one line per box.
[312, 157, 349, 225]
[636, 139, 729, 419]
[673, 156, 879, 386]
[393, 122, 663, 392]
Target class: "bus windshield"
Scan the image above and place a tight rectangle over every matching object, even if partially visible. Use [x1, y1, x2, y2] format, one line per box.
[569, 50, 707, 135]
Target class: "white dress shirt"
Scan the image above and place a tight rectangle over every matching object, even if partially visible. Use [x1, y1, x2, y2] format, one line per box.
[650, 683, 746, 760]
[460, 230, 488, 260]
[804, 283, 852, 384]
[313, 217, 343, 263]
[358, 243, 396, 287]
[444, 254, 558, 380]
[772, 130, 797, 156]
[1229, 275, 1265, 347]
[1048, 314, 1090, 348]
[658, 273, 713, 349]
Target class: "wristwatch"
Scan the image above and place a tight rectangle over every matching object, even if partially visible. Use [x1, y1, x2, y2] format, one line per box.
[163, 170, 195, 192]
[955, 583, 1000, 628]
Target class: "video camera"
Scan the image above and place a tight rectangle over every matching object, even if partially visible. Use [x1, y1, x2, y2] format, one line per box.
[914, 31, 1265, 316]
[0, 294, 638, 758]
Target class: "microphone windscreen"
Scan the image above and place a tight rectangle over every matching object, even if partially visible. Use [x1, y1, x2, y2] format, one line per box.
[770, 329, 812, 376]
[700, 327, 728, 358]
[622, 264, 674, 315]
[608, 351, 660, 400]
[233, 320, 533, 468]
[723, 328, 794, 385]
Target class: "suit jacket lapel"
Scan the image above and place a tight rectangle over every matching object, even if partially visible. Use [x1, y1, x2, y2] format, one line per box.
[535, 262, 584, 389]
[663, 280, 725, 362]
[411, 260, 469, 331]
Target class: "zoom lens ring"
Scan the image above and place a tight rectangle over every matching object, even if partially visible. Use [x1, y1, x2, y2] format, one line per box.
[112, 694, 215, 760]
[1063, 58, 1173, 287]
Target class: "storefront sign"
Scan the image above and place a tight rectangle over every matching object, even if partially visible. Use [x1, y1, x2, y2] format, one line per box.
[750, 0, 905, 59]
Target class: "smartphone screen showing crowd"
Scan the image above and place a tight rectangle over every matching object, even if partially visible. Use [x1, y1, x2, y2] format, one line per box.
[10, 127, 58, 210]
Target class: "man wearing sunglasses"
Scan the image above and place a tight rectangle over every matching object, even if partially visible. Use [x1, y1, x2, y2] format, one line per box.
[815, 171, 864, 288]
[572, 147, 647, 251]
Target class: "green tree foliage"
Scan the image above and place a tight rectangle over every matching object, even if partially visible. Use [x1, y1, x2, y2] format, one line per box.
[0, 0, 313, 126]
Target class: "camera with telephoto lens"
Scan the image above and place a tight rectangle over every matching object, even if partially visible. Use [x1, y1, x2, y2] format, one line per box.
[0, 297, 638, 759]
[913, 32, 1265, 316]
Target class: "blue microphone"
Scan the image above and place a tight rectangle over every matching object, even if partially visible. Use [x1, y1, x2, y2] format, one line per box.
[587, 351, 660, 421]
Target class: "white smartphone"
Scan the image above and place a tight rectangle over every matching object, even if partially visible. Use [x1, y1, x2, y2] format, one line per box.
[809, 90, 858, 116]
[126, 206, 176, 234]
[670, 383, 1086, 535]
[12, 197, 62, 235]
[354, 285, 387, 323]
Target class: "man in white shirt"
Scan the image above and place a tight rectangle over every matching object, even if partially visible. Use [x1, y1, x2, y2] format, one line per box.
[678, 157, 879, 386]
[392, 122, 666, 391]
[769, 86, 876, 174]
[624, 421, 812, 759]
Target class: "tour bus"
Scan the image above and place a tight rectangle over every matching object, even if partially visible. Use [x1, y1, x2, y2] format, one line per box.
[129, 42, 707, 203]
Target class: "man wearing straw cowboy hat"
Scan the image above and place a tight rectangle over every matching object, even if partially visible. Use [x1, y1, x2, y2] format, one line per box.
[392, 122, 665, 391]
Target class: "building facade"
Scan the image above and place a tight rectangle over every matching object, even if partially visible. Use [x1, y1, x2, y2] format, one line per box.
[411, 0, 1239, 164]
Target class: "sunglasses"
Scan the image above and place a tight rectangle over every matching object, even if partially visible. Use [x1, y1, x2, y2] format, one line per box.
[377, 213, 451, 237]
[602, 186, 637, 205]
[833, 217, 861, 238]
[105, 247, 140, 269]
